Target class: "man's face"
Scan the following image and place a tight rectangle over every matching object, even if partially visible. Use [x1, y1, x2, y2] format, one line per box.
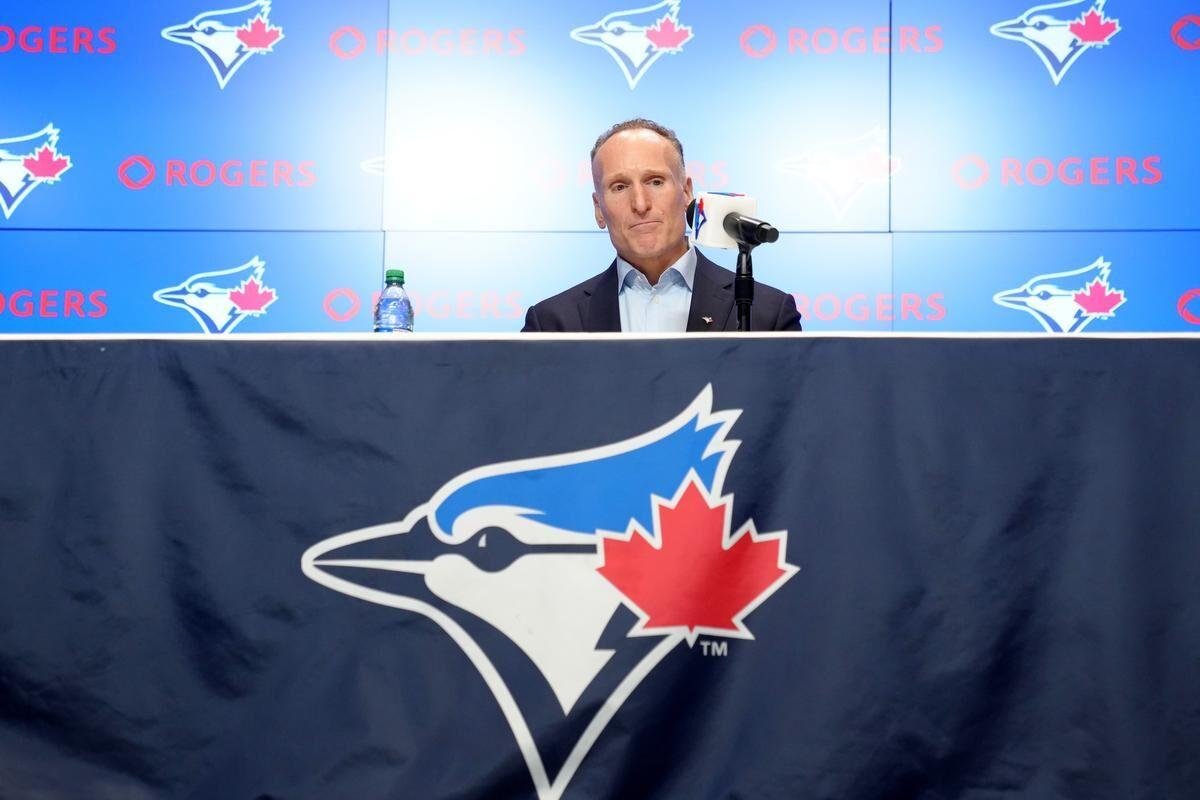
[592, 129, 694, 272]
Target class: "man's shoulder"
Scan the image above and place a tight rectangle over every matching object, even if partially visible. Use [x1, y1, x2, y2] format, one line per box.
[696, 251, 793, 302]
[528, 266, 613, 313]
[695, 250, 802, 331]
[522, 262, 618, 332]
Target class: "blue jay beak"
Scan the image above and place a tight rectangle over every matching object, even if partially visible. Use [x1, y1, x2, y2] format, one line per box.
[312, 516, 593, 579]
[570, 24, 606, 44]
[993, 287, 1031, 310]
[990, 19, 1027, 39]
[162, 23, 198, 44]
[153, 284, 188, 304]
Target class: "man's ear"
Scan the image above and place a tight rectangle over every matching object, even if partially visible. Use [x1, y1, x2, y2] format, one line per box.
[593, 192, 606, 229]
[683, 175, 694, 207]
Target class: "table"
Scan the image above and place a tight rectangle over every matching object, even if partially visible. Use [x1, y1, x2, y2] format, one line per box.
[1, 335, 1197, 800]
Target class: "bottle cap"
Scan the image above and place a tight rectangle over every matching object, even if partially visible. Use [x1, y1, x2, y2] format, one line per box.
[385, 269, 405, 284]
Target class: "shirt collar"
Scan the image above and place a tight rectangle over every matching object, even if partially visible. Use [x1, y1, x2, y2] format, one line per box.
[617, 244, 697, 292]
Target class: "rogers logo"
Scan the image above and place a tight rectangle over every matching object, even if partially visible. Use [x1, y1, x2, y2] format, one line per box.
[118, 157, 316, 190]
[0, 25, 116, 54]
[324, 288, 524, 323]
[0, 289, 107, 318]
[741, 25, 942, 58]
[1172, 16, 1200, 50]
[1179, 289, 1200, 324]
[952, 155, 1162, 190]
[329, 26, 525, 59]
[793, 292, 946, 323]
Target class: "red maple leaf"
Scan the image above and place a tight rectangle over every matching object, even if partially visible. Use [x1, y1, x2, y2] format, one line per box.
[237, 16, 283, 51]
[1074, 278, 1125, 316]
[597, 478, 795, 640]
[646, 15, 693, 52]
[23, 144, 71, 181]
[1070, 9, 1120, 45]
[230, 277, 277, 314]
[853, 149, 902, 181]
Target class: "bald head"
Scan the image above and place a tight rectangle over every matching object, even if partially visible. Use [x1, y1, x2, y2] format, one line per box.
[590, 118, 685, 185]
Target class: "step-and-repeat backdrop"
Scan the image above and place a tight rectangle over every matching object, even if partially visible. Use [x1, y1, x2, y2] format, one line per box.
[2, 0, 1198, 333]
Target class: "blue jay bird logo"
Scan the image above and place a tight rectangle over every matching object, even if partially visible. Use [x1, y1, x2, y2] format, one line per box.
[153, 257, 278, 334]
[0, 124, 72, 220]
[692, 196, 708, 239]
[776, 128, 900, 219]
[162, 0, 284, 89]
[302, 386, 798, 800]
[990, 0, 1121, 85]
[994, 257, 1127, 333]
[571, 0, 694, 89]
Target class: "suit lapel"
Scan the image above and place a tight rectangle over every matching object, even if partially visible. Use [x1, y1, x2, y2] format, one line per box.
[582, 262, 621, 332]
[686, 251, 735, 332]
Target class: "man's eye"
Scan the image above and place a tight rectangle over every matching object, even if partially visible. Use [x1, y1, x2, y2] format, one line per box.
[611, 184, 626, 192]
[649, 178, 665, 186]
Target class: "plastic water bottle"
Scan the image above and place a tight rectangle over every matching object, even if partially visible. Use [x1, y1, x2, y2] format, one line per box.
[374, 269, 413, 333]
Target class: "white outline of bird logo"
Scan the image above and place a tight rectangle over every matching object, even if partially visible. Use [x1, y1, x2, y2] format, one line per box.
[990, 0, 1121, 86]
[570, 0, 694, 89]
[161, 0, 285, 90]
[153, 257, 278, 334]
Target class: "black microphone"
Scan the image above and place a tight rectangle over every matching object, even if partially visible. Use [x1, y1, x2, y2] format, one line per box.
[723, 213, 780, 247]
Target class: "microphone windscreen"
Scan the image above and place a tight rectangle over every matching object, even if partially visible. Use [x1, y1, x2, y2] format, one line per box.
[692, 192, 758, 250]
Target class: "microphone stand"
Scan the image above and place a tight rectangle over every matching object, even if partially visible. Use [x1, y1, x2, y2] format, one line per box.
[735, 244, 755, 333]
[725, 216, 776, 332]
[691, 199, 778, 333]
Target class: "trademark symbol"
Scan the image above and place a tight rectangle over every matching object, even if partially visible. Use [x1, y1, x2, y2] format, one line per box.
[699, 640, 728, 657]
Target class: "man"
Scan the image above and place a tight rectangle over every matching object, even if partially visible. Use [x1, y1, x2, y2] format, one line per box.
[522, 118, 801, 332]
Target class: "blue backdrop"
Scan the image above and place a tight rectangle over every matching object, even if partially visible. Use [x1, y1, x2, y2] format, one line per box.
[1, 0, 1198, 332]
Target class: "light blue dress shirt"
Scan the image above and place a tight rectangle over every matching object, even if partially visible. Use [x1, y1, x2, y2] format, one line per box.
[616, 246, 697, 333]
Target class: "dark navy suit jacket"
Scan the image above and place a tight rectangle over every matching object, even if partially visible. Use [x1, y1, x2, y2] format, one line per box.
[521, 250, 802, 332]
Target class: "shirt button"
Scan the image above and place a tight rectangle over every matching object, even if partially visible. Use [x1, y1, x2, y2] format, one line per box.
[653, 296, 661, 305]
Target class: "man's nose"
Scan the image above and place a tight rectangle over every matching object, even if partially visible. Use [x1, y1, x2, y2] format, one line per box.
[630, 184, 651, 215]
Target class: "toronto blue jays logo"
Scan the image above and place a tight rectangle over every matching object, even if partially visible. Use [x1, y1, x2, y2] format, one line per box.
[153, 257, 278, 333]
[776, 128, 901, 219]
[302, 386, 798, 800]
[692, 195, 708, 239]
[993, 257, 1126, 332]
[0, 124, 72, 221]
[162, 0, 284, 89]
[990, 0, 1121, 85]
[571, 0, 694, 89]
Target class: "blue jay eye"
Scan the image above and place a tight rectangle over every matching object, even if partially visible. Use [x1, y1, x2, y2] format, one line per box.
[1033, 21, 1047, 31]
[196, 288, 209, 298]
[202, 25, 216, 35]
[1038, 291, 1051, 300]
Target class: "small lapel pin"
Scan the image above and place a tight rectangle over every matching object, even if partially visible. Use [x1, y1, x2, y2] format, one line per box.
[702, 316, 713, 325]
